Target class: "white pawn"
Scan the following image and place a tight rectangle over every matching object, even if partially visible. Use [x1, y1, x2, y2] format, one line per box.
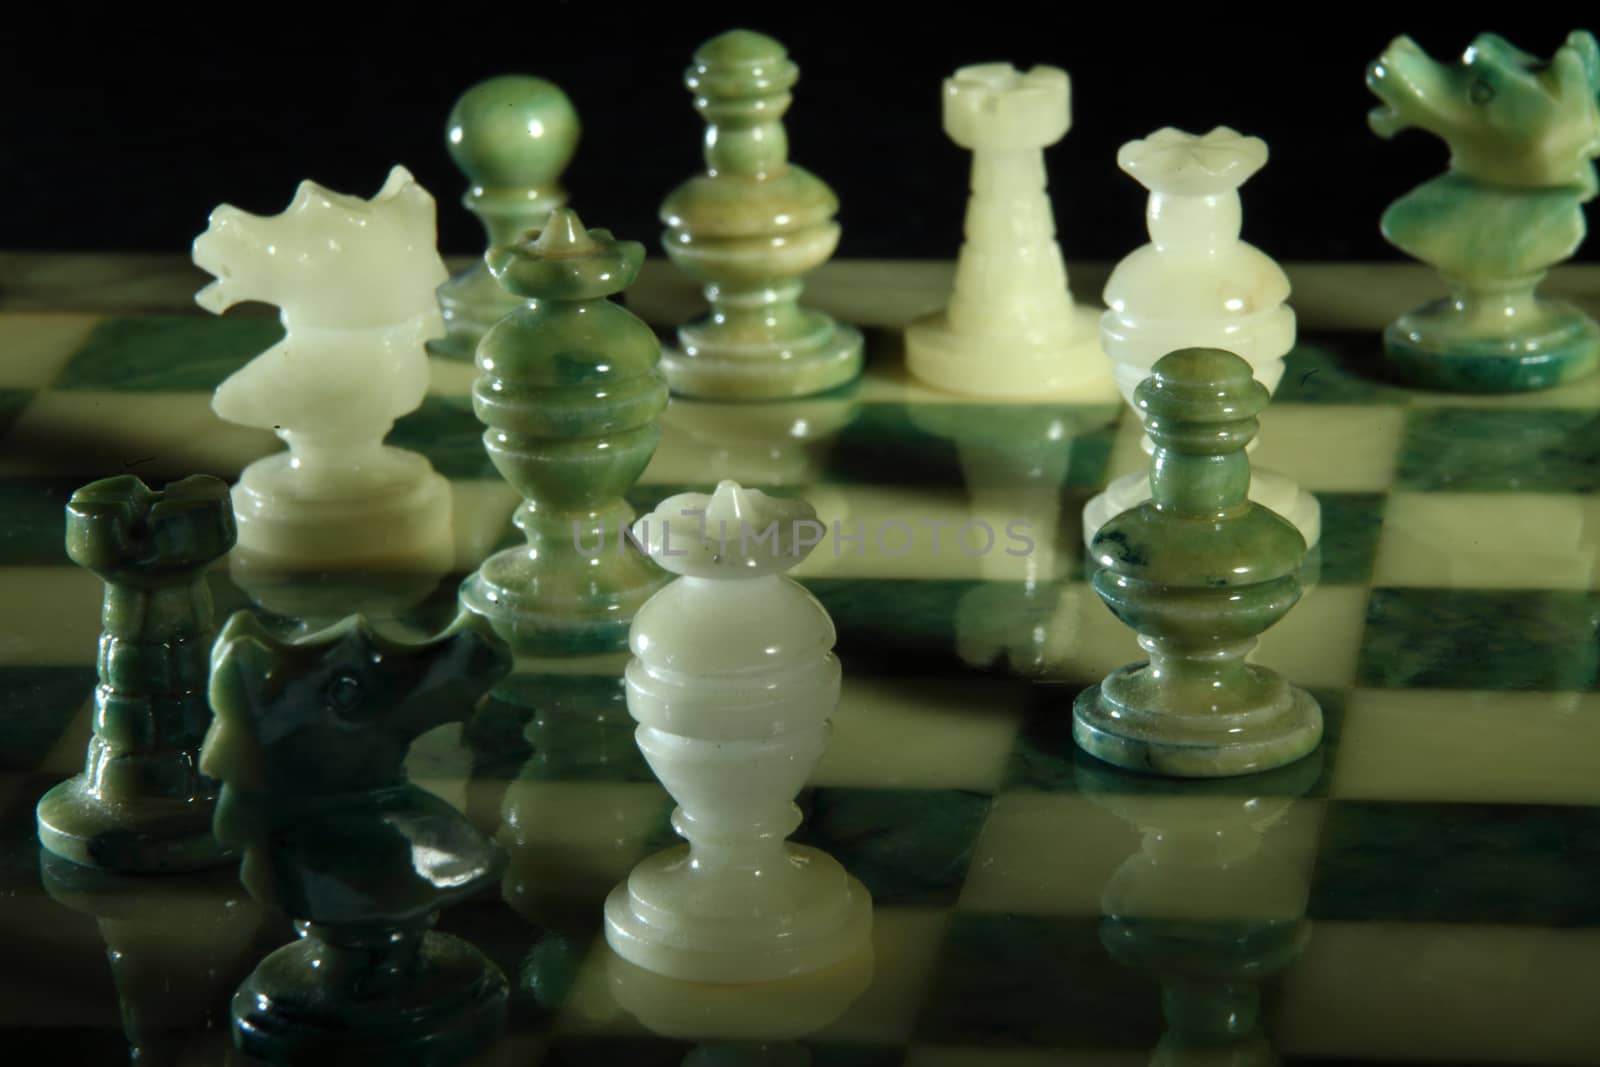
[192, 166, 452, 570]
[906, 64, 1111, 399]
[605, 481, 872, 983]
[1084, 128, 1320, 547]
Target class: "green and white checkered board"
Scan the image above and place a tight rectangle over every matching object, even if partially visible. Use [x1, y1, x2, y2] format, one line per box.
[1, 257, 1598, 1065]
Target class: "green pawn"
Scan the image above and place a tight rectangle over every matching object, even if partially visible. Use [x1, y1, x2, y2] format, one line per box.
[1073, 349, 1322, 778]
[37, 474, 236, 871]
[460, 208, 669, 655]
[660, 29, 863, 399]
[1367, 31, 1600, 392]
[429, 75, 580, 361]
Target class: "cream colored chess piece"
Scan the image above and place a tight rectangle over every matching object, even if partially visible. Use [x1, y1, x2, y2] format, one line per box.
[906, 63, 1111, 400]
[605, 481, 872, 983]
[193, 166, 452, 571]
[1084, 128, 1320, 547]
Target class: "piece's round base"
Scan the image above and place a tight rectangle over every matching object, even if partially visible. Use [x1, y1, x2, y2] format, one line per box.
[905, 306, 1119, 402]
[604, 845, 873, 984]
[36, 777, 232, 873]
[1072, 678, 1323, 779]
[459, 548, 668, 657]
[232, 452, 454, 572]
[1083, 469, 1321, 549]
[232, 931, 507, 1067]
[605, 939, 874, 1040]
[1384, 300, 1600, 393]
[662, 322, 864, 400]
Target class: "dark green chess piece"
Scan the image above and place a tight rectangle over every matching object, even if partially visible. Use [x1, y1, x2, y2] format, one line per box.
[660, 29, 864, 399]
[1074, 349, 1322, 777]
[36, 474, 236, 872]
[1367, 31, 1600, 392]
[429, 74, 580, 361]
[204, 610, 513, 1066]
[460, 207, 669, 655]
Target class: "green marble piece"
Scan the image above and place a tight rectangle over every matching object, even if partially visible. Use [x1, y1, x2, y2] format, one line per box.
[429, 75, 580, 361]
[36, 474, 236, 873]
[1367, 31, 1600, 392]
[204, 609, 514, 1066]
[460, 208, 669, 655]
[659, 30, 863, 399]
[1074, 349, 1323, 778]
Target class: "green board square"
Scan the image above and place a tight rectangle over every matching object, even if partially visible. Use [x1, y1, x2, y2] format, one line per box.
[801, 579, 981, 678]
[388, 394, 497, 481]
[829, 403, 1119, 490]
[0, 389, 33, 439]
[0, 478, 82, 565]
[55, 316, 283, 392]
[1395, 408, 1600, 492]
[795, 787, 991, 907]
[1006, 687, 1344, 798]
[916, 912, 1162, 1048]
[1309, 800, 1600, 926]
[0, 666, 94, 769]
[1276, 334, 1413, 405]
[1311, 493, 1386, 586]
[1357, 588, 1600, 690]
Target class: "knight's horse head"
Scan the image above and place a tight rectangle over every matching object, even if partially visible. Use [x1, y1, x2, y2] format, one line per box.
[201, 611, 510, 850]
[1367, 31, 1600, 193]
[191, 165, 448, 329]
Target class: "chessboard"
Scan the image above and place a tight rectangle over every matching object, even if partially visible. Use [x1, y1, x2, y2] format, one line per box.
[1, 253, 1598, 1066]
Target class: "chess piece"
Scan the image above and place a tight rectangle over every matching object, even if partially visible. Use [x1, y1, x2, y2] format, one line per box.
[605, 481, 872, 982]
[1074, 349, 1323, 778]
[906, 64, 1111, 399]
[460, 208, 669, 655]
[659, 30, 864, 399]
[604, 938, 873, 1042]
[1087, 127, 1320, 548]
[204, 610, 513, 1065]
[37, 474, 235, 872]
[430, 75, 581, 360]
[193, 165, 453, 572]
[1368, 31, 1600, 392]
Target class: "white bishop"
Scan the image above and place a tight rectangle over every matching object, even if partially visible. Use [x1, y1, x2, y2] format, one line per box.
[605, 481, 872, 983]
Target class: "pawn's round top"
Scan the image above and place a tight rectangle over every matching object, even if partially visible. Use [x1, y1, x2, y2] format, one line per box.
[1118, 127, 1268, 197]
[1136, 347, 1269, 455]
[632, 480, 818, 578]
[446, 75, 580, 194]
[688, 29, 798, 100]
[487, 208, 644, 301]
[943, 63, 1070, 151]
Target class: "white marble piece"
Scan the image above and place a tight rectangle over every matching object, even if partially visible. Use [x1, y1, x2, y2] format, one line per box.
[905, 64, 1113, 400]
[1086, 127, 1319, 546]
[605, 481, 872, 983]
[191, 165, 452, 569]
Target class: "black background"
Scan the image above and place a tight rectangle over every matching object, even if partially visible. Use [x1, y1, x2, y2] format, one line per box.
[3, 12, 1596, 261]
